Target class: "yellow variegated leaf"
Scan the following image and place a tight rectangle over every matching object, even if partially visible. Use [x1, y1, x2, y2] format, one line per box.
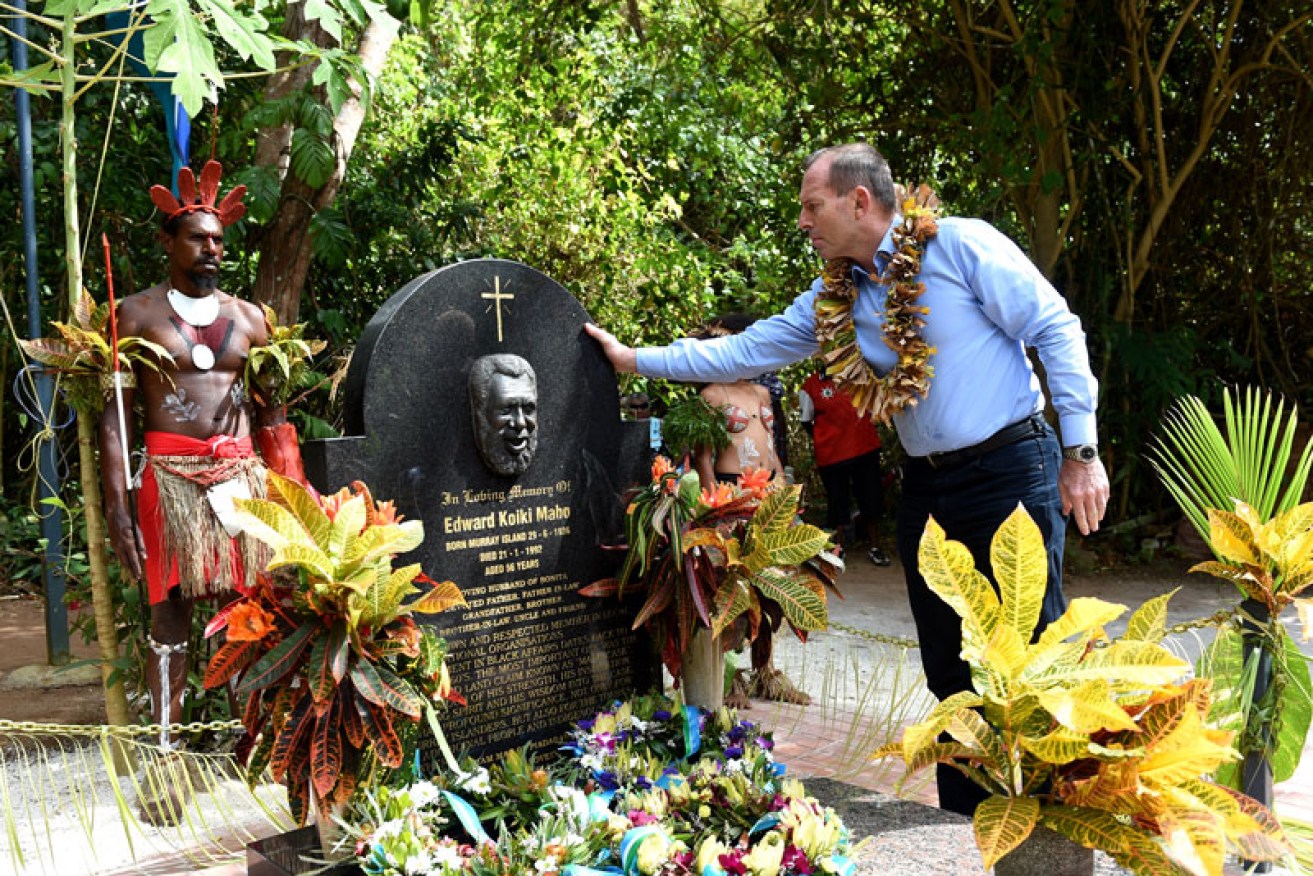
[710, 577, 753, 639]
[1059, 761, 1143, 812]
[682, 527, 727, 553]
[991, 504, 1047, 640]
[1036, 678, 1138, 733]
[752, 568, 827, 631]
[1020, 639, 1088, 685]
[1072, 640, 1189, 686]
[1157, 810, 1222, 876]
[328, 494, 368, 560]
[944, 707, 1006, 766]
[1138, 705, 1238, 788]
[265, 470, 332, 551]
[1188, 560, 1271, 603]
[343, 519, 425, 570]
[407, 578, 466, 614]
[757, 524, 831, 568]
[749, 483, 800, 534]
[17, 337, 83, 370]
[1020, 727, 1092, 764]
[1037, 806, 1144, 858]
[1276, 526, 1313, 576]
[233, 495, 311, 550]
[1036, 597, 1125, 649]
[1207, 508, 1260, 566]
[1122, 588, 1177, 643]
[974, 795, 1038, 871]
[979, 621, 1027, 681]
[900, 690, 983, 760]
[919, 516, 999, 644]
[267, 542, 336, 581]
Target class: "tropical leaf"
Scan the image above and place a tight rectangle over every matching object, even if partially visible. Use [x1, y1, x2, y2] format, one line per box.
[1070, 640, 1189, 686]
[407, 578, 466, 614]
[710, 577, 753, 639]
[350, 659, 423, 718]
[269, 691, 314, 781]
[1019, 727, 1091, 764]
[17, 337, 83, 370]
[342, 519, 425, 569]
[357, 698, 404, 768]
[266, 471, 333, 551]
[1271, 624, 1313, 783]
[749, 484, 802, 534]
[991, 504, 1047, 640]
[202, 638, 255, 689]
[752, 568, 827, 631]
[1137, 705, 1237, 788]
[310, 698, 343, 798]
[900, 690, 983, 759]
[753, 524, 832, 569]
[943, 707, 1006, 767]
[232, 496, 311, 551]
[1036, 679, 1139, 734]
[267, 543, 337, 582]
[307, 634, 334, 703]
[633, 574, 676, 631]
[327, 494, 368, 560]
[973, 795, 1039, 870]
[1206, 508, 1261, 567]
[919, 516, 999, 644]
[236, 623, 317, 696]
[1122, 588, 1177, 643]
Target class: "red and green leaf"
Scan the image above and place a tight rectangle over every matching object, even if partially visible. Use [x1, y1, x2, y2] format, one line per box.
[311, 698, 343, 798]
[357, 698, 405, 768]
[350, 659, 423, 718]
[235, 622, 317, 697]
[203, 639, 255, 689]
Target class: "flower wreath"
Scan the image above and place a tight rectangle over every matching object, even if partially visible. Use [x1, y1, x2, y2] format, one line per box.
[814, 184, 940, 424]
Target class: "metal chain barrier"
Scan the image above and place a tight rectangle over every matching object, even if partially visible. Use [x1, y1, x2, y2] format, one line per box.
[0, 718, 244, 737]
[829, 604, 1241, 652]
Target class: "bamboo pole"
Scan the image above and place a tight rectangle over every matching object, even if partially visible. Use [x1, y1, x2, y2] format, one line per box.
[61, 11, 134, 769]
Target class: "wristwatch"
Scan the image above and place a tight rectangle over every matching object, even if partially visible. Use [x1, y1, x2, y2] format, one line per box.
[1062, 444, 1099, 463]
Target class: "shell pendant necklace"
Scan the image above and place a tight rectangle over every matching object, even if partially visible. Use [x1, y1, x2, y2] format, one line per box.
[167, 288, 220, 370]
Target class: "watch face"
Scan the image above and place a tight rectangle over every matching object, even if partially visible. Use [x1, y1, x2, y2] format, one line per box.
[1081, 446, 1098, 461]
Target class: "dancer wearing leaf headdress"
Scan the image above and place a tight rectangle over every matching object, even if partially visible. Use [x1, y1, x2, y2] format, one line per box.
[98, 162, 313, 813]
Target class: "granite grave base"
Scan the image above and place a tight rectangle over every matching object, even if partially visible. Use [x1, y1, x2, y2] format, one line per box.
[246, 826, 360, 876]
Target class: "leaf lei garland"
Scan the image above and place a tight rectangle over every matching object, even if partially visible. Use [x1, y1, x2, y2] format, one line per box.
[814, 184, 940, 424]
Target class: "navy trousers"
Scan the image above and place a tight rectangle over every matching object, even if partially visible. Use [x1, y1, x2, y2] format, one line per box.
[895, 423, 1067, 817]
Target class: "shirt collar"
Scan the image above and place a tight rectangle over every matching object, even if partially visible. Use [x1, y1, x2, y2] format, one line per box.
[852, 216, 901, 280]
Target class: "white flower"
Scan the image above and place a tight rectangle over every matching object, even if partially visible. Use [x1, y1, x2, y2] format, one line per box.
[432, 844, 465, 871]
[374, 818, 406, 841]
[580, 753, 604, 772]
[453, 766, 491, 795]
[404, 850, 433, 875]
[408, 781, 442, 809]
[628, 717, 649, 734]
[724, 759, 743, 775]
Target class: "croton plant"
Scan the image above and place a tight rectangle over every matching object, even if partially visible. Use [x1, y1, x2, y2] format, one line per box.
[203, 472, 466, 823]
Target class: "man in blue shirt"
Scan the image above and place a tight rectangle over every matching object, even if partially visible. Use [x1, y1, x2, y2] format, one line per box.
[585, 142, 1110, 816]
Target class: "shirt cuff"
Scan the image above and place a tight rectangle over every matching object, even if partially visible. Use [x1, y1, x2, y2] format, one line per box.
[1058, 413, 1098, 448]
[635, 348, 663, 378]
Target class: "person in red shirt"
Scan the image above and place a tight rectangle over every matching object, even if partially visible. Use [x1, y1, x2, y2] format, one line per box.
[799, 367, 892, 566]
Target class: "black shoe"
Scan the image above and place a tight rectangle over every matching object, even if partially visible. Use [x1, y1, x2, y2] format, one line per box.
[868, 546, 892, 567]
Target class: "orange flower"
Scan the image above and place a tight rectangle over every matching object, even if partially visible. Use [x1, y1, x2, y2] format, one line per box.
[319, 485, 353, 521]
[373, 499, 401, 525]
[226, 600, 275, 642]
[699, 482, 737, 509]
[738, 466, 774, 495]
[651, 455, 675, 482]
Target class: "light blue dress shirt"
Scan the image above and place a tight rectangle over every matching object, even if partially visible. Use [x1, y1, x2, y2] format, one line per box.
[636, 217, 1098, 458]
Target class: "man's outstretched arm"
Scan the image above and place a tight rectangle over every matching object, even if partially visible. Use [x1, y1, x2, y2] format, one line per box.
[584, 323, 638, 374]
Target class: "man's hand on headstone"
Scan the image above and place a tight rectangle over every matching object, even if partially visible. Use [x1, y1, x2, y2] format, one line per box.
[1059, 457, 1110, 536]
[583, 323, 638, 374]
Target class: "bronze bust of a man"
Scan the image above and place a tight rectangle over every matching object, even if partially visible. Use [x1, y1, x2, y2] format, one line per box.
[469, 354, 539, 475]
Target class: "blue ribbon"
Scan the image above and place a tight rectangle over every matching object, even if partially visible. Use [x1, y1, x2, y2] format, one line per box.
[682, 706, 702, 758]
[441, 790, 491, 846]
[619, 825, 666, 876]
[748, 814, 781, 836]
[830, 855, 856, 876]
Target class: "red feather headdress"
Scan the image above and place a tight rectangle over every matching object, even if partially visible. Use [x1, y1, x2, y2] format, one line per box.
[149, 160, 247, 226]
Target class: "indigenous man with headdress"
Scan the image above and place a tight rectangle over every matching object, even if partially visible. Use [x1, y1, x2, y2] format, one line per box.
[98, 161, 302, 758]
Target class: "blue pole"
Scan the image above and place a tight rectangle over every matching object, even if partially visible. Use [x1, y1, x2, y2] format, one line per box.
[12, 0, 71, 665]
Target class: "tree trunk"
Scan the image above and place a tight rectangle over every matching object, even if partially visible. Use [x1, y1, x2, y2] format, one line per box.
[252, 14, 400, 325]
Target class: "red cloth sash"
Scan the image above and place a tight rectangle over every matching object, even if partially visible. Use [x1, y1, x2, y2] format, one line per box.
[139, 432, 256, 605]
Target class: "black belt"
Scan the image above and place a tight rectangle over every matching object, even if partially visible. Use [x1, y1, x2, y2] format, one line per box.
[919, 413, 1047, 470]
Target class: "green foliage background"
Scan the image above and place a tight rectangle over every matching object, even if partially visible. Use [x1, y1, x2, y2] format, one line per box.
[2, 0, 1311, 536]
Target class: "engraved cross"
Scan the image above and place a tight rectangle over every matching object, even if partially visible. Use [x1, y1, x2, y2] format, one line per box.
[482, 277, 515, 343]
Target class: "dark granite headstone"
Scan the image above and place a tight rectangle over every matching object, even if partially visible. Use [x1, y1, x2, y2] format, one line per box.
[304, 259, 655, 759]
